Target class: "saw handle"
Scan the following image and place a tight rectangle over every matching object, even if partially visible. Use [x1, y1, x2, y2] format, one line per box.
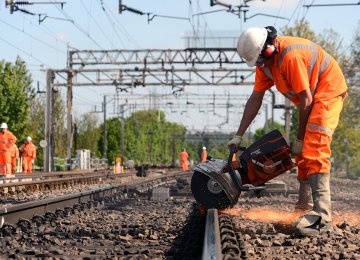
[227, 145, 247, 191]
[228, 144, 266, 192]
[227, 145, 246, 164]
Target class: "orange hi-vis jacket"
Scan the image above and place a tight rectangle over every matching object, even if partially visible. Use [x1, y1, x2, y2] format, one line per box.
[0, 130, 17, 152]
[254, 36, 347, 104]
[201, 150, 207, 163]
[180, 151, 189, 163]
[10, 143, 19, 158]
[20, 142, 37, 158]
[254, 36, 347, 179]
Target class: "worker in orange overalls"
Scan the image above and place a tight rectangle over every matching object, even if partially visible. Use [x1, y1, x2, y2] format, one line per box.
[20, 136, 36, 173]
[0, 123, 17, 175]
[180, 148, 189, 171]
[228, 26, 347, 235]
[200, 146, 207, 163]
[10, 143, 19, 174]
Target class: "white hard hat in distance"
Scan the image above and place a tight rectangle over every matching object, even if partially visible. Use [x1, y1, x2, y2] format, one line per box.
[202, 147, 206, 150]
[237, 27, 268, 67]
[0, 123, 8, 129]
[26, 136, 32, 141]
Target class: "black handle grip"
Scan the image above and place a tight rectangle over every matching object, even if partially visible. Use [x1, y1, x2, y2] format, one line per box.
[227, 144, 236, 165]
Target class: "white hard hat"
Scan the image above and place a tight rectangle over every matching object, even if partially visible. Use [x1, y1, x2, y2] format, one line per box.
[237, 27, 267, 67]
[0, 123, 8, 129]
[202, 146, 206, 150]
[26, 136, 32, 141]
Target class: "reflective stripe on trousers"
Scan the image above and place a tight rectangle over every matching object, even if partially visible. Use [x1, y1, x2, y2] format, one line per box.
[297, 94, 345, 180]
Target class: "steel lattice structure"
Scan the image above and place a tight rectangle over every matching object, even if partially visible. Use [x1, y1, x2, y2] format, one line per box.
[52, 48, 255, 88]
[45, 48, 255, 172]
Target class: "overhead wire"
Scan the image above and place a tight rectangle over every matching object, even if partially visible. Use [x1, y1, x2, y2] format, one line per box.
[100, 0, 140, 48]
[287, 0, 305, 26]
[273, 0, 285, 26]
[80, 0, 114, 48]
[0, 35, 49, 66]
[301, 0, 316, 22]
[50, 0, 103, 49]
[0, 18, 66, 55]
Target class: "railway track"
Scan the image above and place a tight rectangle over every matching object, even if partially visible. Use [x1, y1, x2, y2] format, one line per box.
[0, 167, 180, 198]
[0, 171, 359, 259]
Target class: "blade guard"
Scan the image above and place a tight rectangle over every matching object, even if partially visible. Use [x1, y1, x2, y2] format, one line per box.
[238, 130, 296, 187]
[193, 157, 241, 207]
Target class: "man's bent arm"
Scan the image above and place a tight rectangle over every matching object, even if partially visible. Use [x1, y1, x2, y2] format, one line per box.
[297, 88, 313, 140]
[235, 91, 265, 136]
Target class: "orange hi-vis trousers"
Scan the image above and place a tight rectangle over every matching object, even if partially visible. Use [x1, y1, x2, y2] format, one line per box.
[22, 157, 34, 173]
[297, 94, 346, 180]
[181, 161, 189, 171]
[0, 151, 11, 175]
[11, 157, 17, 173]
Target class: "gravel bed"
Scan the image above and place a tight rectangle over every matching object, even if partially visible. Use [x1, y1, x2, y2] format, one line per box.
[227, 173, 360, 259]
[0, 197, 193, 259]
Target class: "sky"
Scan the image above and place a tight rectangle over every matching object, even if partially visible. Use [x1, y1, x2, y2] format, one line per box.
[1, 0, 359, 134]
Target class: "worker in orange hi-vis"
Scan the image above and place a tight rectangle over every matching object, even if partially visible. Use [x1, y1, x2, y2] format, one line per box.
[0, 123, 17, 176]
[229, 26, 347, 235]
[20, 136, 37, 173]
[9, 143, 19, 174]
[180, 148, 189, 172]
[200, 146, 207, 163]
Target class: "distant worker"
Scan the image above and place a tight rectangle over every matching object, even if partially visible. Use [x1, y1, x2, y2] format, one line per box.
[20, 136, 36, 173]
[9, 143, 19, 174]
[228, 26, 347, 235]
[180, 148, 189, 172]
[0, 123, 17, 175]
[200, 146, 207, 163]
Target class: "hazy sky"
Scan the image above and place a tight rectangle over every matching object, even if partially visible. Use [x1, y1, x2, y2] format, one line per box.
[1, 0, 359, 133]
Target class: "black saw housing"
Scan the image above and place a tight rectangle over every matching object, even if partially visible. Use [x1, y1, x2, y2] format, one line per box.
[191, 130, 296, 209]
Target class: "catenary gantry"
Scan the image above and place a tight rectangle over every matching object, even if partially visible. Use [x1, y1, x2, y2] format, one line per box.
[45, 48, 254, 172]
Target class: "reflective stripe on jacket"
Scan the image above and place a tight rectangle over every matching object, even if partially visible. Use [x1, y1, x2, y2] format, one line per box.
[20, 142, 37, 158]
[10, 143, 19, 158]
[0, 130, 17, 151]
[254, 36, 347, 105]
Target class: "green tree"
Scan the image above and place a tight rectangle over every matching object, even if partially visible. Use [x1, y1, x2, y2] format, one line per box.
[25, 90, 67, 169]
[332, 21, 360, 176]
[98, 110, 187, 165]
[27, 95, 46, 167]
[253, 120, 285, 141]
[75, 112, 100, 157]
[0, 57, 34, 139]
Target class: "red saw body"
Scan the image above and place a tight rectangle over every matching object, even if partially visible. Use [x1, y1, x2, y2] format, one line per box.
[191, 130, 296, 209]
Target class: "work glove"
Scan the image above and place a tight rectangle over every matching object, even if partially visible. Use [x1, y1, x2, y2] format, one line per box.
[291, 138, 304, 156]
[227, 135, 243, 151]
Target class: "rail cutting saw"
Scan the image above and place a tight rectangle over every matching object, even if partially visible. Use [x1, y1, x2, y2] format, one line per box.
[191, 130, 296, 209]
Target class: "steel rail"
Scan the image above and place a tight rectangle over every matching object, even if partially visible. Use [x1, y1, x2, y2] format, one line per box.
[0, 185, 123, 226]
[203, 209, 222, 260]
[0, 171, 188, 228]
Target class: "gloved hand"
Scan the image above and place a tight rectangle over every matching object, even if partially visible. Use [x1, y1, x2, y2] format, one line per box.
[291, 138, 304, 156]
[227, 135, 243, 151]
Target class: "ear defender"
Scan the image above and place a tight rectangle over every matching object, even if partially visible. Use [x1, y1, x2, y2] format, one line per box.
[264, 45, 276, 58]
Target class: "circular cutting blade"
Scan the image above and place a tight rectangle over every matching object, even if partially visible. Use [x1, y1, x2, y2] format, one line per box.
[191, 171, 233, 209]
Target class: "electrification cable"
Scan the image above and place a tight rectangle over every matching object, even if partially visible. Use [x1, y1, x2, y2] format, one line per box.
[96, 0, 126, 48]
[50, 0, 103, 49]
[100, 0, 140, 48]
[286, 0, 304, 26]
[300, 0, 315, 22]
[274, 0, 285, 26]
[80, 0, 114, 48]
[0, 18, 66, 54]
[0, 35, 49, 66]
